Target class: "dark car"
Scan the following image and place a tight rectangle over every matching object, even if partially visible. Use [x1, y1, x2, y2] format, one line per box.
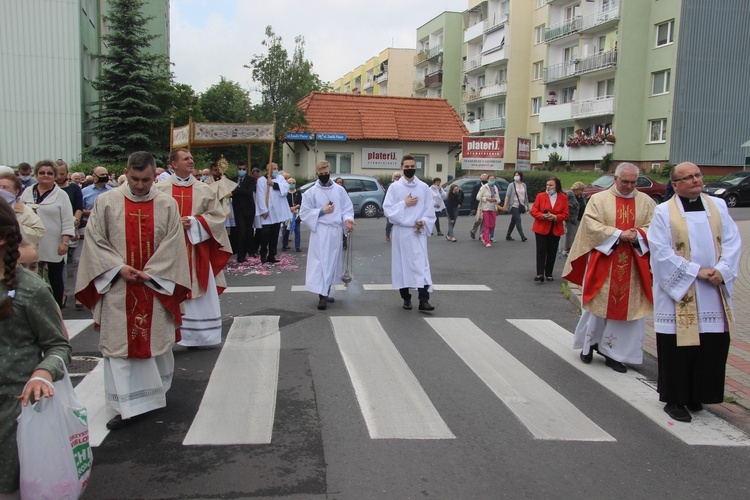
[702, 171, 750, 207]
[583, 174, 667, 203]
[443, 176, 509, 215]
[299, 173, 385, 218]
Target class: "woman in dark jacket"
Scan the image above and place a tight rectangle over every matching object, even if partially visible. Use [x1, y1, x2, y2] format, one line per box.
[444, 184, 464, 242]
[563, 181, 587, 255]
[530, 177, 569, 282]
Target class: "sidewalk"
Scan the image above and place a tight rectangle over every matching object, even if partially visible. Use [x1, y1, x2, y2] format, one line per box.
[565, 220, 750, 418]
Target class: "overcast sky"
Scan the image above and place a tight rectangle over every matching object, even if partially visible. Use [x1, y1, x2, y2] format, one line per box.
[170, 0, 468, 97]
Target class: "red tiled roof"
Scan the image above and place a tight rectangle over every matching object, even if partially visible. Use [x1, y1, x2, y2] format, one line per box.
[293, 92, 469, 143]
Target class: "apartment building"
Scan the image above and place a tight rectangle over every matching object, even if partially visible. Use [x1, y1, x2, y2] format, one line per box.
[0, 0, 170, 166]
[413, 12, 465, 112]
[331, 48, 416, 97]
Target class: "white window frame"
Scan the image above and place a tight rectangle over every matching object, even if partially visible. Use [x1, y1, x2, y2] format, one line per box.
[649, 119, 668, 143]
[533, 61, 544, 80]
[652, 70, 670, 95]
[531, 97, 542, 116]
[534, 25, 545, 44]
[656, 20, 675, 47]
[597, 78, 615, 98]
[561, 86, 576, 104]
[560, 126, 575, 144]
[531, 133, 541, 149]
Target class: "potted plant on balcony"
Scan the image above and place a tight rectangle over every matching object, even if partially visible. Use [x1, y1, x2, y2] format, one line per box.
[547, 91, 557, 105]
[551, 142, 558, 148]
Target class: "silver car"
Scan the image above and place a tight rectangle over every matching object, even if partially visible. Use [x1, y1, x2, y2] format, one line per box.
[300, 173, 386, 218]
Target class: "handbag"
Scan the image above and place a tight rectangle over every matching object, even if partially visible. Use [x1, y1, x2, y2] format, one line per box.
[17, 356, 92, 500]
[513, 183, 527, 214]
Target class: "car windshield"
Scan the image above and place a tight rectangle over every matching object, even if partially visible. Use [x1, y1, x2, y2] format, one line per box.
[717, 172, 750, 186]
[590, 175, 615, 189]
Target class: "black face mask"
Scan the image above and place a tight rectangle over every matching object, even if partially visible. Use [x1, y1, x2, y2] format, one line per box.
[403, 169, 416, 179]
[481, 180, 488, 185]
[97, 175, 109, 183]
[318, 173, 330, 185]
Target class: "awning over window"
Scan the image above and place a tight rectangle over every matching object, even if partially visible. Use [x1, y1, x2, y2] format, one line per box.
[482, 29, 505, 54]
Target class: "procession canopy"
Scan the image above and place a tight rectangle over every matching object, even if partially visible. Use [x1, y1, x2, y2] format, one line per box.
[171, 118, 275, 150]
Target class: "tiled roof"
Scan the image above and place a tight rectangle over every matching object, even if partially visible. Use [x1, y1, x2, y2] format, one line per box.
[294, 92, 469, 143]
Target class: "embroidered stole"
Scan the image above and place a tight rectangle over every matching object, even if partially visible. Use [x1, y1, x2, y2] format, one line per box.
[124, 198, 156, 359]
[668, 195, 734, 346]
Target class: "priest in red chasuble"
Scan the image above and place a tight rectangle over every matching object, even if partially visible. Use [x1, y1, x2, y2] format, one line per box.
[157, 148, 232, 347]
[76, 152, 191, 430]
[563, 163, 656, 373]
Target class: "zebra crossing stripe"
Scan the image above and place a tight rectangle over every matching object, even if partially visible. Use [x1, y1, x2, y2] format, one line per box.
[223, 286, 276, 293]
[425, 318, 614, 441]
[291, 285, 347, 292]
[73, 359, 113, 448]
[361, 284, 491, 291]
[331, 316, 455, 440]
[183, 316, 281, 445]
[66, 319, 94, 340]
[508, 319, 750, 446]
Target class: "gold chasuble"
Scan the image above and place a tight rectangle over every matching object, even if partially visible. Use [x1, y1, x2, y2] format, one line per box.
[75, 185, 191, 359]
[563, 186, 655, 321]
[157, 177, 232, 298]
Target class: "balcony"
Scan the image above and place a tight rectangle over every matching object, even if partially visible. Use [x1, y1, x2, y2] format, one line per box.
[424, 70, 443, 87]
[484, 12, 509, 33]
[426, 44, 443, 60]
[463, 54, 483, 73]
[464, 22, 484, 43]
[482, 45, 508, 66]
[539, 102, 573, 123]
[414, 51, 427, 65]
[376, 71, 388, 84]
[464, 119, 480, 134]
[465, 82, 508, 103]
[413, 79, 425, 91]
[537, 142, 613, 162]
[543, 50, 617, 83]
[545, 17, 582, 42]
[479, 116, 506, 131]
[363, 79, 374, 91]
[581, 0, 620, 32]
[571, 96, 614, 119]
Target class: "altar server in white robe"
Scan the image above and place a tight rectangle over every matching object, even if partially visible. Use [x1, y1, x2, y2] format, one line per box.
[254, 163, 291, 263]
[76, 152, 191, 430]
[383, 155, 436, 311]
[648, 161, 741, 423]
[300, 160, 355, 310]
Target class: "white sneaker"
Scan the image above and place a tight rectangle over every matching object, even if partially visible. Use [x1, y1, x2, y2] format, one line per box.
[490, 238, 497, 243]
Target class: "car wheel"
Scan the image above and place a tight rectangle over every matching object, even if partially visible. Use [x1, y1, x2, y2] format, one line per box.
[726, 194, 738, 207]
[361, 202, 379, 218]
[651, 194, 663, 204]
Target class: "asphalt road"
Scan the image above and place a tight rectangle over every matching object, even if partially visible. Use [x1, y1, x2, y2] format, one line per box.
[65, 210, 750, 499]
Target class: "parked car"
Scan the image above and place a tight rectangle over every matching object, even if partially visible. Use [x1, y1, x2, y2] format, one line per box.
[443, 176, 509, 215]
[299, 173, 385, 218]
[583, 174, 667, 203]
[702, 171, 750, 207]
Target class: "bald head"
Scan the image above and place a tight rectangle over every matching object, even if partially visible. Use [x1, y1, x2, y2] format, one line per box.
[671, 162, 699, 182]
[671, 161, 704, 199]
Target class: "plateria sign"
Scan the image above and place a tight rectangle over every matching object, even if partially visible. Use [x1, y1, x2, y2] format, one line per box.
[462, 136, 505, 171]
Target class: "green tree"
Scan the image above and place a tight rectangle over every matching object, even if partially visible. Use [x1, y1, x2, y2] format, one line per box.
[199, 77, 251, 123]
[246, 26, 326, 163]
[85, 0, 169, 162]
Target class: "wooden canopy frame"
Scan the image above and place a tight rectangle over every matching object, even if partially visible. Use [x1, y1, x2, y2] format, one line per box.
[169, 109, 275, 166]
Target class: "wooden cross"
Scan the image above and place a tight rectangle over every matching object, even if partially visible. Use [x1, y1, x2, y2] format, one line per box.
[173, 189, 190, 215]
[128, 209, 150, 268]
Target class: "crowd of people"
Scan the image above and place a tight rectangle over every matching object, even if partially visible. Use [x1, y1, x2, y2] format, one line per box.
[0, 153, 742, 497]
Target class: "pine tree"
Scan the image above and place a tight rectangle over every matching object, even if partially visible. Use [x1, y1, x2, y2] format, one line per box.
[85, 0, 169, 162]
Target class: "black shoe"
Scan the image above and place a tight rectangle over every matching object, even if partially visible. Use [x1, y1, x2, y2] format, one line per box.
[106, 414, 133, 430]
[267, 257, 279, 264]
[418, 301, 435, 311]
[75, 302, 84, 310]
[282, 246, 290, 250]
[470, 231, 476, 239]
[327, 296, 335, 303]
[403, 300, 412, 310]
[580, 349, 593, 364]
[506, 236, 514, 241]
[687, 402, 703, 412]
[521, 237, 528, 242]
[437, 232, 444, 236]
[250, 253, 259, 258]
[664, 403, 692, 423]
[604, 356, 627, 373]
[296, 248, 301, 252]
[317, 297, 327, 310]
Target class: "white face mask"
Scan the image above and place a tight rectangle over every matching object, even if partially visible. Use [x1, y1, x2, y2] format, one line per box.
[0, 189, 17, 205]
[547, 189, 556, 196]
[514, 175, 520, 182]
[19, 175, 31, 182]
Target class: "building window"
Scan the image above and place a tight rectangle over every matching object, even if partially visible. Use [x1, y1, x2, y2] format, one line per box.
[533, 61, 544, 80]
[597, 78, 615, 98]
[531, 97, 541, 115]
[531, 133, 541, 149]
[652, 70, 670, 95]
[656, 20, 675, 47]
[325, 153, 352, 174]
[561, 86, 576, 103]
[534, 25, 545, 44]
[560, 126, 575, 144]
[497, 102, 506, 117]
[649, 119, 668, 143]
[536, 0, 546, 8]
